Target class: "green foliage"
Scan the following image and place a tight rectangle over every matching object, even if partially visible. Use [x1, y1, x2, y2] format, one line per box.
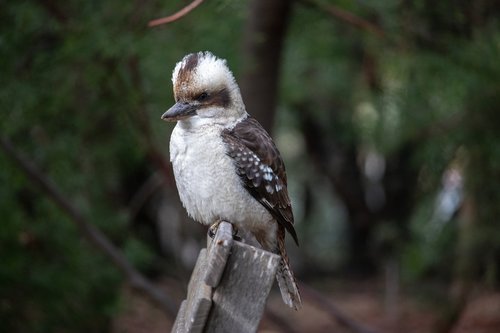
[397, 30, 500, 282]
[0, 0, 246, 331]
[281, 0, 499, 279]
[0, 159, 120, 332]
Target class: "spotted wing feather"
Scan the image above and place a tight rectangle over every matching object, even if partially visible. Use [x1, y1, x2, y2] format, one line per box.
[221, 116, 298, 245]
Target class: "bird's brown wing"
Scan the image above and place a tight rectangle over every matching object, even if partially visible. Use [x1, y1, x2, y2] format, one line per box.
[221, 116, 298, 245]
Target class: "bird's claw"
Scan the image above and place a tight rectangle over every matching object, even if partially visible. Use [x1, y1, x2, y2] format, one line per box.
[208, 220, 221, 239]
[232, 226, 242, 241]
[208, 220, 242, 241]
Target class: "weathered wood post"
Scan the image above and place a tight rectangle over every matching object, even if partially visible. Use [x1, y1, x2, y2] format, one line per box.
[171, 222, 280, 333]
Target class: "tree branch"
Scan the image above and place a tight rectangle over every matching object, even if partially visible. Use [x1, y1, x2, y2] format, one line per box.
[299, 0, 385, 38]
[128, 171, 164, 222]
[148, 0, 205, 27]
[0, 136, 178, 317]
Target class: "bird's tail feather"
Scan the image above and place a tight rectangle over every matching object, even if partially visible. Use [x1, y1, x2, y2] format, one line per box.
[254, 225, 302, 310]
[276, 226, 302, 310]
[276, 257, 302, 310]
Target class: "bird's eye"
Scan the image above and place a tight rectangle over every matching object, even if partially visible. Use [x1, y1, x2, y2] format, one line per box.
[197, 92, 209, 101]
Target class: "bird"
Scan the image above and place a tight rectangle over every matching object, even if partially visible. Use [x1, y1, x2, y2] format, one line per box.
[161, 51, 302, 310]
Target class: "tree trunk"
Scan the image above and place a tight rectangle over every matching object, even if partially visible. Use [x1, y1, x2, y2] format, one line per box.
[240, 0, 292, 133]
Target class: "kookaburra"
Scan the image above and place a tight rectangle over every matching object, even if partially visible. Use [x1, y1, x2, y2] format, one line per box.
[161, 51, 302, 310]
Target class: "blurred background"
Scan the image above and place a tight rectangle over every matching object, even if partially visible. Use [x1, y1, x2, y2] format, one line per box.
[1, 0, 500, 332]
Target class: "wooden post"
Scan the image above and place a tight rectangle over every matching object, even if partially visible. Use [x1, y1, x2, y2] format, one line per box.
[171, 222, 280, 333]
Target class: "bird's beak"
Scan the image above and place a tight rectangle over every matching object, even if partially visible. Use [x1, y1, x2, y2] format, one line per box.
[161, 102, 198, 121]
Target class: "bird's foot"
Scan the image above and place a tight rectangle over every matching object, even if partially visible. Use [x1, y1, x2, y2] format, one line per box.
[208, 220, 241, 241]
[208, 220, 222, 239]
[232, 225, 242, 241]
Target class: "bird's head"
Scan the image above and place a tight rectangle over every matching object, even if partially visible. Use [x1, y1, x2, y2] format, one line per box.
[161, 51, 246, 128]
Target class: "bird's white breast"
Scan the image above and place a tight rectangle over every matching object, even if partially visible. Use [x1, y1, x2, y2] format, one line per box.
[169, 122, 274, 233]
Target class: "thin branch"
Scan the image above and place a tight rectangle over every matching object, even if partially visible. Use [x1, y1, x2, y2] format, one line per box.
[148, 0, 205, 27]
[0, 136, 178, 317]
[299, 0, 385, 38]
[300, 283, 380, 333]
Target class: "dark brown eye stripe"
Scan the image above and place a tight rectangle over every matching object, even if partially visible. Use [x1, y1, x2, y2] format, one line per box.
[195, 88, 231, 108]
[208, 88, 230, 108]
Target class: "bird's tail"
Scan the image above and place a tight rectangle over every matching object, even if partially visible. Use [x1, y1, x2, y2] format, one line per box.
[276, 255, 302, 310]
[276, 227, 302, 310]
